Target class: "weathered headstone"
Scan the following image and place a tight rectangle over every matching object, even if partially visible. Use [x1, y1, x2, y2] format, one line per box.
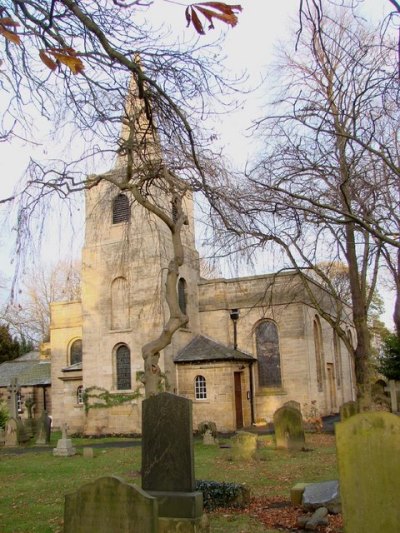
[336, 411, 400, 532]
[283, 400, 301, 411]
[35, 410, 52, 445]
[53, 423, 76, 456]
[231, 431, 258, 460]
[0, 428, 5, 446]
[273, 405, 305, 450]
[4, 417, 29, 446]
[64, 476, 158, 533]
[142, 392, 206, 531]
[4, 418, 18, 447]
[202, 429, 217, 446]
[339, 400, 358, 421]
[7, 378, 20, 419]
[142, 392, 195, 492]
[83, 447, 94, 458]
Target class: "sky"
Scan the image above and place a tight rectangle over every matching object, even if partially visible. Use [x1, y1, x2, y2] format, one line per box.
[0, 0, 396, 327]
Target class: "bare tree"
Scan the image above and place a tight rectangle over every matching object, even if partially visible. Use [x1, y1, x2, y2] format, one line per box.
[1, 259, 81, 343]
[208, 7, 398, 406]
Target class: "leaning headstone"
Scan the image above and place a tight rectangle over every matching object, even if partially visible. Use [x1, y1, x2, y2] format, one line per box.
[284, 400, 301, 411]
[35, 411, 52, 445]
[273, 405, 305, 450]
[339, 400, 358, 421]
[142, 392, 205, 530]
[302, 480, 341, 514]
[64, 476, 158, 533]
[336, 411, 400, 532]
[53, 424, 76, 456]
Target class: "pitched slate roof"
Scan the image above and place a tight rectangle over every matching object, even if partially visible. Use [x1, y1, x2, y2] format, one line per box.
[174, 335, 255, 364]
[0, 354, 51, 387]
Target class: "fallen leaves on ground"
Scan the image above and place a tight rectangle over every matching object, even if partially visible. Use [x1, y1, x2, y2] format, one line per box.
[214, 496, 343, 532]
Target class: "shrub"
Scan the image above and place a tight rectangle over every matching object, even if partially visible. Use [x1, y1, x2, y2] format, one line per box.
[0, 400, 9, 429]
[195, 480, 250, 511]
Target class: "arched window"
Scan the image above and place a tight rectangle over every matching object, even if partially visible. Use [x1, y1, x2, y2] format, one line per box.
[313, 317, 324, 392]
[70, 339, 82, 366]
[76, 386, 84, 405]
[116, 344, 131, 390]
[333, 330, 342, 387]
[111, 277, 130, 330]
[17, 391, 23, 413]
[178, 277, 187, 315]
[255, 320, 282, 388]
[195, 375, 207, 400]
[112, 193, 130, 224]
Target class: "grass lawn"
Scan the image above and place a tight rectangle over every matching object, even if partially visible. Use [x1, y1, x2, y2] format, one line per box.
[0, 432, 339, 533]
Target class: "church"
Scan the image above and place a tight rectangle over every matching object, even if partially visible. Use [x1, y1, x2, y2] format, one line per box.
[48, 86, 356, 435]
[49, 172, 356, 435]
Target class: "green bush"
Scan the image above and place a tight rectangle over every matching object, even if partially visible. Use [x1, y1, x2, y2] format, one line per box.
[378, 333, 400, 380]
[0, 399, 9, 429]
[195, 480, 250, 511]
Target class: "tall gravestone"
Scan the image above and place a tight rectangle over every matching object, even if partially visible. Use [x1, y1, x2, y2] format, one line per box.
[273, 405, 305, 450]
[142, 392, 206, 532]
[336, 412, 400, 533]
[7, 378, 20, 419]
[64, 476, 158, 533]
[35, 411, 52, 445]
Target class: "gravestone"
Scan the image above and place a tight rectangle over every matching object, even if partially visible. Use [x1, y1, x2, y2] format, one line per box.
[7, 378, 20, 419]
[35, 411, 52, 445]
[53, 423, 76, 456]
[64, 476, 158, 533]
[231, 431, 258, 460]
[83, 447, 94, 458]
[336, 411, 400, 532]
[0, 428, 5, 446]
[302, 480, 341, 514]
[273, 405, 305, 450]
[283, 400, 301, 411]
[202, 429, 217, 446]
[339, 400, 358, 421]
[142, 392, 195, 492]
[4, 417, 29, 446]
[4, 418, 18, 447]
[142, 392, 206, 531]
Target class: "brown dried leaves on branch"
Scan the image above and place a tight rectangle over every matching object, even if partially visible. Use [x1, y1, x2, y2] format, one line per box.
[0, 15, 21, 45]
[39, 48, 85, 75]
[185, 2, 242, 35]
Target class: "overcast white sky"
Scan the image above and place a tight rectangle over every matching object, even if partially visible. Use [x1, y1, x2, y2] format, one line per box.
[0, 0, 396, 327]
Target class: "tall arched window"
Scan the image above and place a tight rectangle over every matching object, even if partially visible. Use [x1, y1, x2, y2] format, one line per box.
[255, 320, 282, 388]
[178, 277, 187, 315]
[313, 317, 324, 392]
[195, 375, 207, 400]
[111, 277, 130, 330]
[70, 339, 82, 365]
[112, 193, 130, 224]
[116, 344, 131, 390]
[333, 330, 342, 387]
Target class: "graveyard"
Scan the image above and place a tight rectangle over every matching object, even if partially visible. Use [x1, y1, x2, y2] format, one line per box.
[0, 427, 341, 532]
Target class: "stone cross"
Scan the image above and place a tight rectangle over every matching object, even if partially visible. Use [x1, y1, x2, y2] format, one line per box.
[7, 378, 20, 419]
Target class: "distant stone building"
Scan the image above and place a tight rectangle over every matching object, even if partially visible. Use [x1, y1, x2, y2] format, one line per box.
[49, 163, 356, 435]
[0, 349, 51, 419]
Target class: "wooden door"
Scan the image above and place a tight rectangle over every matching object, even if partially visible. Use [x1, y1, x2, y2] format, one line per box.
[234, 372, 243, 429]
